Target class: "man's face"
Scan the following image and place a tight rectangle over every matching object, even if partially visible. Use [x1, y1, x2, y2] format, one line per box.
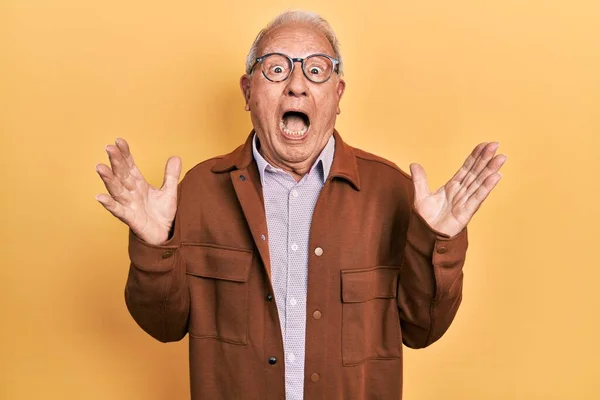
[240, 22, 346, 177]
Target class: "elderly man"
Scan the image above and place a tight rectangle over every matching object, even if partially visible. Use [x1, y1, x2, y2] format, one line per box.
[95, 10, 506, 400]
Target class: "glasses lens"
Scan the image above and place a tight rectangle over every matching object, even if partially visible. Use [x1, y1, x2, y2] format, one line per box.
[303, 55, 334, 83]
[261, 54, 292, 82]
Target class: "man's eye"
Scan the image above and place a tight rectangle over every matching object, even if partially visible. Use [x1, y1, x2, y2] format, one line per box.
[272, 66, 284, 74]
[309, 67, 322, 75]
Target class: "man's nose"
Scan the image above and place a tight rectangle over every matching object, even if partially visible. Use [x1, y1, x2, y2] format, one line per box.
[285, 64, 309, 97]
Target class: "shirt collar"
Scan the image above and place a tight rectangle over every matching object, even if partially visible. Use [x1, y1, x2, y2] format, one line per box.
[211, 130, 360, 191]
[251, 133, 336, 185]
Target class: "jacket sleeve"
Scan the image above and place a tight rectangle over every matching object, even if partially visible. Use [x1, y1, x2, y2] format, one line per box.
[124, 184, 190, 343]
[397, 210, 468, 349]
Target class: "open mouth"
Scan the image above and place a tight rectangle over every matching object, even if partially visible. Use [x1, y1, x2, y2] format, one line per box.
[280, 111, 310, 138]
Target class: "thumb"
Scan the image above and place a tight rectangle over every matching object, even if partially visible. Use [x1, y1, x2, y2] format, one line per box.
[161, 156, 182, 192]
[409, 163, 429, 201]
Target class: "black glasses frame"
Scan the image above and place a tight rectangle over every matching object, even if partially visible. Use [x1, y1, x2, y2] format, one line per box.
[250, 52, 340, 83]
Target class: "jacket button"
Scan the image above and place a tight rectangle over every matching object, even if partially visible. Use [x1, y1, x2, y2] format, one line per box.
[311, 373, 320, 382]
[266, 294, 273, 301]
[314, 247, 323, 256]
[312, 310, 322, 320]
[239, 175, 246, 181]
[268, 357, 277, 365]
[437, 246, 448, 254]
[161, 250, 174, 259]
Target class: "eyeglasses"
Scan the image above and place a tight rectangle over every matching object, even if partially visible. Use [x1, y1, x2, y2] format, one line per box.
[250, 53, 340, 84]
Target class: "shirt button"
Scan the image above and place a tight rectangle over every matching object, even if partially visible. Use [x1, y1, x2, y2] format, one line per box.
[161, 250, 174, 259]
[288, 353, 296, 362]
[290, 298, 297, 306]
[311, 373, 320, 382]
[268, 357, 277, 365]
[291, 189, 299, 198]
[266, 294, 273, 301]
[312, 310, 322, 320]
[291, 244, 298, 251]
[437, 246, 448, 254]
[314, 247, 323, 256]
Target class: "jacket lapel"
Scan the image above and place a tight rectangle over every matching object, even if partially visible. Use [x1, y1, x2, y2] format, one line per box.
[230, 164, 272, 283]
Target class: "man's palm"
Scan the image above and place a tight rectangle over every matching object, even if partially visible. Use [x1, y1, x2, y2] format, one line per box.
[95, 138, 182, 245]
[410, 142, 506, 237]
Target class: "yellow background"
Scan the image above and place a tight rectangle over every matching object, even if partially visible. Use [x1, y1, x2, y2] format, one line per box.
[1, 0, 599, 399]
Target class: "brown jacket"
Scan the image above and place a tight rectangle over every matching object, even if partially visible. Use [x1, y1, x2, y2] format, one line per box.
[125, 131, 468, 400]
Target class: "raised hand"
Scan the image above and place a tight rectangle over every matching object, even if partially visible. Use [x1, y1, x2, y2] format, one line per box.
[409, 142, 506, 237]
[95, 138, 182, 245]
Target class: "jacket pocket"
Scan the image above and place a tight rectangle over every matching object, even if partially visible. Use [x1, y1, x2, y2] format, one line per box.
[181, 243, 253, 345]
[341, 266, 402, 366]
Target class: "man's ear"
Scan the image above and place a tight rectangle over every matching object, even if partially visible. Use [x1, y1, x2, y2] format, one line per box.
[240, 75, 252, 111]
[336, 78, 346, 115]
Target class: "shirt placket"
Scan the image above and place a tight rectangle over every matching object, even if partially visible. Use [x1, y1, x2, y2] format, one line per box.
[265, 170, 291, 341]
[284, 182, 308, 400]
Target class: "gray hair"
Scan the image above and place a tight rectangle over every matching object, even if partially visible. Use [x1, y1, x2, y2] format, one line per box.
[245, 10, 344, 76]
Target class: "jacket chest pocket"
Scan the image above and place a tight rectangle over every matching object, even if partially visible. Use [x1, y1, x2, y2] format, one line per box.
[182, 243, 253, 345]
[341, 266, 402, 366]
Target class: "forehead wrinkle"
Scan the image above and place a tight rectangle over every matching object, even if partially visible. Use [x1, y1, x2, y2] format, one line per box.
[258, 24, 335, 59]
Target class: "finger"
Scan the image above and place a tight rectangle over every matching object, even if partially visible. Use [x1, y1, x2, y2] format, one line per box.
[106, 144, 137, 191]
[115, 138, 149, 183]
[449, 142, 488, 185]
[115, 138, 135, 168]
[460, 154, 507, 202]
[459, 142, 499, 189]
[463, 172, 502, 217]
[96, 163, 132, 204]
[95, 193, 132, 223]
[409, 163, 429, 202]
[160, 156, 182, 193]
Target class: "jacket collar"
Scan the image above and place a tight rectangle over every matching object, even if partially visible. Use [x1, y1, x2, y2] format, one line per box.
[211, 130, 361, 190]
